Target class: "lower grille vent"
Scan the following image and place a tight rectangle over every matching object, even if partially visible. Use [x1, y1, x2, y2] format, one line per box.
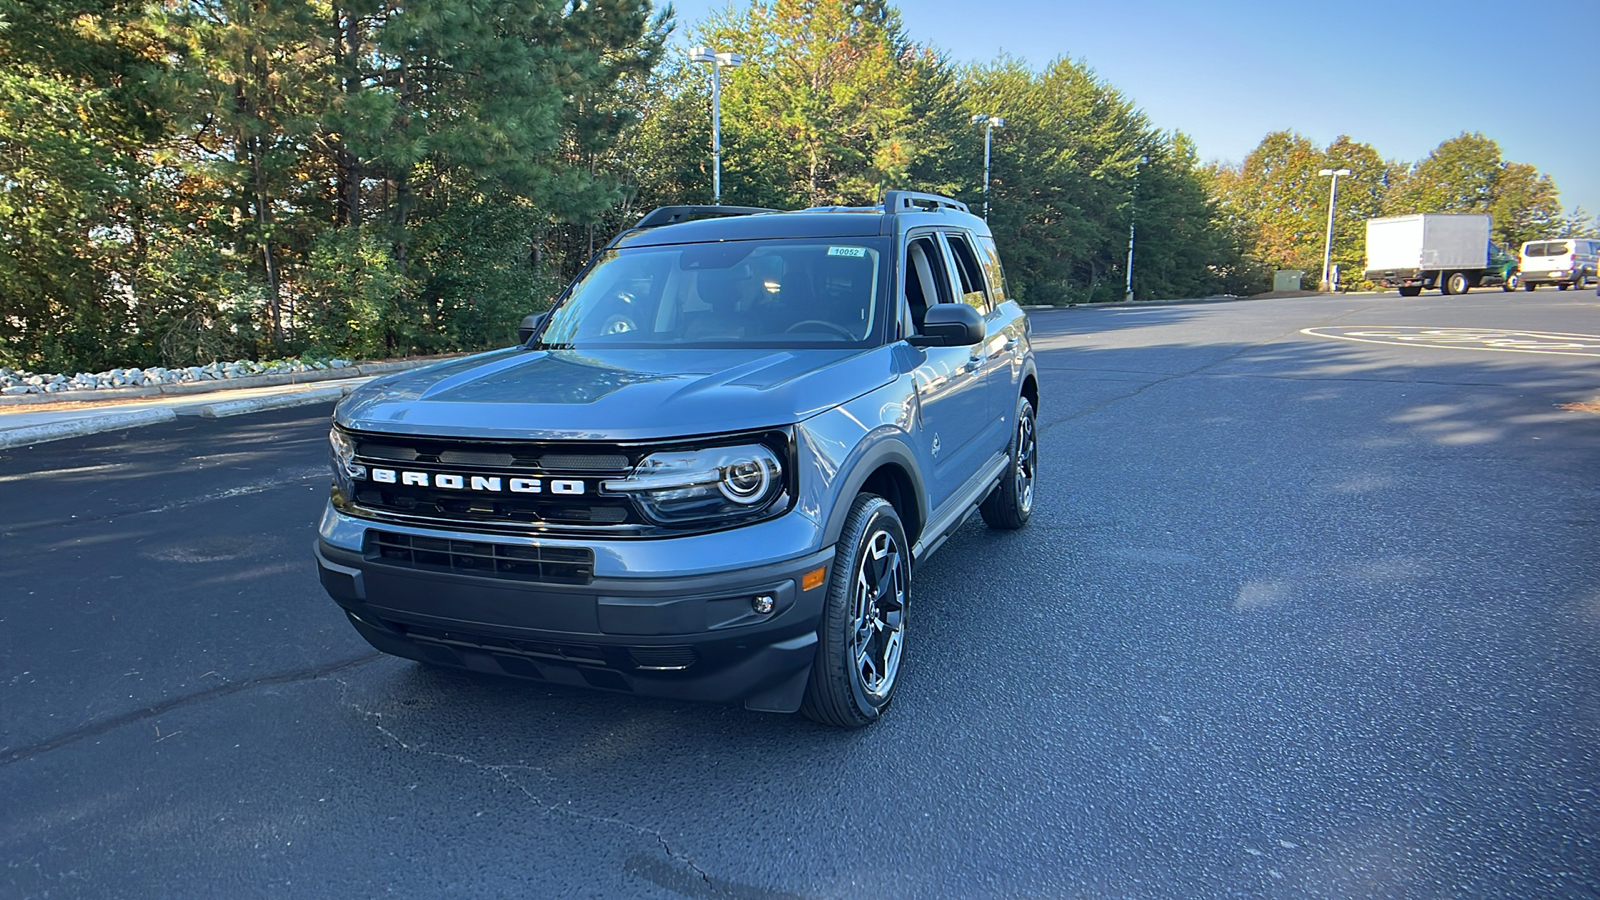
[368, 531, 593, 585]
[401, 624, 607, 666]
[628, 646, 699, 671]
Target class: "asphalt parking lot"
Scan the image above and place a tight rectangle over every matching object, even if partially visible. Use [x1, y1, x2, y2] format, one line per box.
[2, 290, 1597, 898]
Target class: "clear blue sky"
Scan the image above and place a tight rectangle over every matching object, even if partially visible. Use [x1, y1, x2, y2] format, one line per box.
[664, 0, 1599, 222]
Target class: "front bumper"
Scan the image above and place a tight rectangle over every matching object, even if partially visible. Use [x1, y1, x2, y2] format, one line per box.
[314, 506, 834, 713]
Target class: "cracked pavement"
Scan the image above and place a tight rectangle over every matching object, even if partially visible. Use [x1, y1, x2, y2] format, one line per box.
[2, 292, 1599, 898]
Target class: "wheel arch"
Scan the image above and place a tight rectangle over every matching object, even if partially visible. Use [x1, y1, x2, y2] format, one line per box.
[821, 440, 925, 551]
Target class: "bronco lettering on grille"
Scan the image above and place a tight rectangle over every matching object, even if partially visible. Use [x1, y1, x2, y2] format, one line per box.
[366, 468, 585, 494]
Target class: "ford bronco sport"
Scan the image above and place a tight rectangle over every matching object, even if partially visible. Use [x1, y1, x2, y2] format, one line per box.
[314, 191, 1038, 727]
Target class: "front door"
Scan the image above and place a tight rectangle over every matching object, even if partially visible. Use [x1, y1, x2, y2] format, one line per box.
[901, 232, 990, 515]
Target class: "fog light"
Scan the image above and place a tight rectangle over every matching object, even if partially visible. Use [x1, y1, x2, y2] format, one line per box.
[752, 594, 775, 615]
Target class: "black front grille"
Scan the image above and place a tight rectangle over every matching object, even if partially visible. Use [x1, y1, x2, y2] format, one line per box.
[368, 531, 594, 585]
[348, 436, 642, 533]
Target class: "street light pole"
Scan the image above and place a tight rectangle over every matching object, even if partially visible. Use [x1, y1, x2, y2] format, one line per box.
[1124, 155, 1148, 303]
[971, 114, 1003, 219]
[1317, 167, 1352, 292]
[689, 47, 742, 204]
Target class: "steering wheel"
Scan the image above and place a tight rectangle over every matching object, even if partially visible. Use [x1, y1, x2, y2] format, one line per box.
[600, 315, 637, 335]
[785, 319, 856, 339]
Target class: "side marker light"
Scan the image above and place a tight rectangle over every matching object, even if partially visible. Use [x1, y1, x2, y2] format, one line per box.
[802, 567, 827, 591]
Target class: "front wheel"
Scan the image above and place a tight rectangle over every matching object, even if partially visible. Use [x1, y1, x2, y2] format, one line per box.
[802, 494, 909, 728]
[1502, 274, 1518, 292]
[981, 395, 1036, 530]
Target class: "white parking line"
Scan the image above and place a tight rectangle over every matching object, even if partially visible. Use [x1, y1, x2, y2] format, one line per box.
[1302, 326, 1600, 357]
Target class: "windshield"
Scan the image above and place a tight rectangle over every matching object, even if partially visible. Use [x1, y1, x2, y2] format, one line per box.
[536, 238, 890, 349]
[1523, 241, 1571, 258]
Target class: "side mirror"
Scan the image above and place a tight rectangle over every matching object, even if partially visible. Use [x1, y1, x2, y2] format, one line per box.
[907, 303, 984, 347]
[518, 311, 549, 344]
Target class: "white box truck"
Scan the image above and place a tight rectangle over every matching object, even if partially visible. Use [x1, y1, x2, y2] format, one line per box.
[1362, 214, 1517, 296]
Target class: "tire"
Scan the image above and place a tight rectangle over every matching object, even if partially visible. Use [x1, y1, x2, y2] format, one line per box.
[1444, 271, 1470, 295]
[1524, 282, 1536, 291]
[1558, 283, 1569, 291]
[1502, 274, 1518, 292]
[1398, 286, 1422, 297]
[801, 493, 909, 728]
[980, 395, 1036, 530]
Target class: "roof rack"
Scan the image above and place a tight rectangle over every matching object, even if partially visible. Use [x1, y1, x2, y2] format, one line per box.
[882, 191, 969, 215]
[631, 205, 776, 231]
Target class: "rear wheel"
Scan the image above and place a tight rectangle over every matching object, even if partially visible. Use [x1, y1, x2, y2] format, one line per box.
[1445, 271, 1470, 295]
[801, 494, 909, 728]
[980, 395, 1036, 530]
[1558, 282, 1569, 291]
[1398, 286, 1422, 297]
[1524, 282, 1536, 291]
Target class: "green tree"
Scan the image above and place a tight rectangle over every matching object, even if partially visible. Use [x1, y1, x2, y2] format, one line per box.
[1384, 132, 1564, 247]
[956, 56, 1183, 303]
[0, 0, 182, 370]
[174, 0, 337, 348]
[693, 0, 942, 208]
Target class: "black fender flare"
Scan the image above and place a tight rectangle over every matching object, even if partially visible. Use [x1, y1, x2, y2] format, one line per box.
[819, 435, 928, 549]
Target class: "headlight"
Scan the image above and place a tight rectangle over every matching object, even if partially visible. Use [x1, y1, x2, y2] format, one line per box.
[603, 443, 785, 525]
[329, 427, 366, 495]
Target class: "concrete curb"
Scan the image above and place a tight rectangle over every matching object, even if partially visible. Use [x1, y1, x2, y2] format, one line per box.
[0, 355, 464, 408]
[0, 409, 179, 451]
[179, 385, 357, 419]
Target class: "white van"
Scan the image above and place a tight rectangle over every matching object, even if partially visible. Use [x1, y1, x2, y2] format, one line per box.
[1518, 238, 1599, 290]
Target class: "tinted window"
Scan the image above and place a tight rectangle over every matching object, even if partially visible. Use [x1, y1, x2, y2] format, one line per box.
[944, 232, 993, 313]
[975, 236, 1011, 305]
[537, 238, 889, 348]
[903, 235, 954, 331]
[1523, 242, 1571, 258]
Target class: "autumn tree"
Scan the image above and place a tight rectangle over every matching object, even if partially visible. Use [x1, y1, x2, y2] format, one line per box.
[1384, 132, 1564, 247]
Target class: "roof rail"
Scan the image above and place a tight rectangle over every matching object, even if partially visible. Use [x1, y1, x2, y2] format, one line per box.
[631, 205, 776, 231]
[882, 191, 969, 215]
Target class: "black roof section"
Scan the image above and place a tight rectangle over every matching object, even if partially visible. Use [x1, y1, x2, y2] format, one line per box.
[611, 191, 981, 249]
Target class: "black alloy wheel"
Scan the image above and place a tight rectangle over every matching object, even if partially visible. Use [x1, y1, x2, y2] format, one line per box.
[981, 395, 1036, 530]
[802, 494, 909, 728]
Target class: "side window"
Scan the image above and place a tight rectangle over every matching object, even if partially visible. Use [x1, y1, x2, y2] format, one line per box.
[975, 235, 1010, 306]
[903, 235, 953, 330]
[943, 232, 992, 313]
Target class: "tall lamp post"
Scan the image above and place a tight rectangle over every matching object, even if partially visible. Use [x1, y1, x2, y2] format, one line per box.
[1317, 167, 1352, 292]
[1124, 155, 1148, 303]
[972, 114, 1003, 219]
[689, 46, 742, 204]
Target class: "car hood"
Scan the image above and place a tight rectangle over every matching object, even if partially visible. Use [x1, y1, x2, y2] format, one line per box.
[335, 345, 897, 441]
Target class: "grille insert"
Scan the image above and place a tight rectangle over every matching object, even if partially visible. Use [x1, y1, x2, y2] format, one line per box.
[628, 646, 698, 670]
[368, 531, 594, 585]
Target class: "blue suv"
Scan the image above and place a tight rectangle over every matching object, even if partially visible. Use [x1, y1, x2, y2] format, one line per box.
[315, 191, 1038, 727]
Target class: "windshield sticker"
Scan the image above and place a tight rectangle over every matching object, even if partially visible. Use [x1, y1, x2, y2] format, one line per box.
[827, 246, 868, 258]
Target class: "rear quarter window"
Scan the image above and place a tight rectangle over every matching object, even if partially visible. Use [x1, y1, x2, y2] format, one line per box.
[1523, 242, 1569, 257]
